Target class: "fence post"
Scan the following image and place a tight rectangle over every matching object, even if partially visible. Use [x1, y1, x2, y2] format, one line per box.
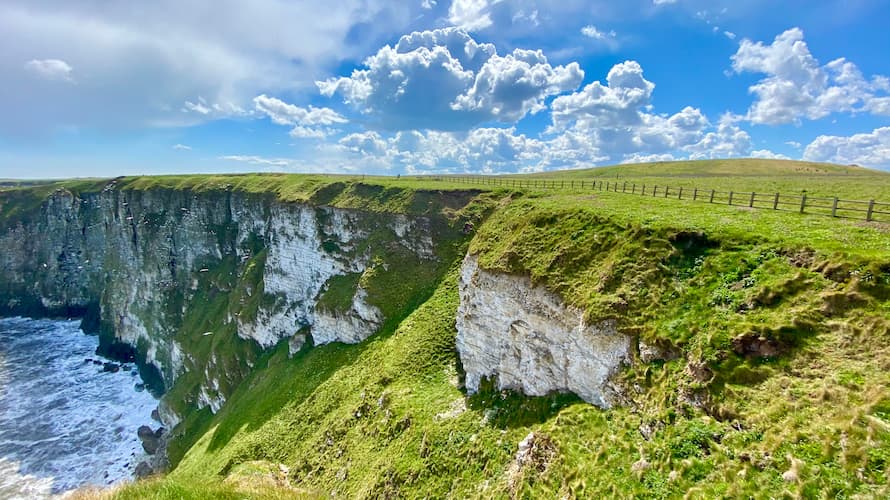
[632, 183, 636, 194]
[773, 193, 780, 210]
[653, 185, 658, 196]
[623, 181, 627, 192]
[800, 191, 807, 214]
[831, 197, 839, 217]
[665, 186, 670, 198]
[641, 184, 645, 195]
[710, 190, 715, 203]
[693, 188, 698, 201]
[728, 191, 734, 205]
[749, 192, 755, 208]
[867, 200, 875, 221]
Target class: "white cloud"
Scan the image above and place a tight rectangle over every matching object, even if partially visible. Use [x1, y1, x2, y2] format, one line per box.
[219, 155, 291, 168]
[550, 61, 656, 131]
[422, 0, 437, 9]
[732, 28, 890, 125]
[339, 132, 390, 157]
[448, 0, 496, 31]
[182, 97, 248, 118]
[319, 28, 582, 131]
[581, 25, 616, 40]
[289, 127, 336, 139]
[0, 1, 418, 135]
[542, 61, 765, 166]
[451, 48, 583, 122]
[803, 127, 890, 168]
[330, 127, 547, 173]
[172, 143, 192, 151]
[724, 31, 736, 40]
[24, 58, 74, 82]
[684, 115, 752, 159]
[785, 141, 802, 149]
[622, 153, 676, 164]
[750, 149, 790, 160]
[253, 95, 346, 140]
[253, 95, 346, 126]
[653, 0, 678, 5]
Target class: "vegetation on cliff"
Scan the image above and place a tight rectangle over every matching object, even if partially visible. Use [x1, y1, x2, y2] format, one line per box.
[3, 159, 890, 498]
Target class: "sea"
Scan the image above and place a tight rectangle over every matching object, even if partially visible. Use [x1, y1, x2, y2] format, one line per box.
[0, 317, 158, 498]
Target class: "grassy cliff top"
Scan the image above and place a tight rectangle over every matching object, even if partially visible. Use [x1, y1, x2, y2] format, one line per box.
[3, 159, 890, 258]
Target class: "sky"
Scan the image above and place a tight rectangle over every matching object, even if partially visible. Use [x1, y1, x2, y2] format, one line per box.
[2, 0, 890, 178]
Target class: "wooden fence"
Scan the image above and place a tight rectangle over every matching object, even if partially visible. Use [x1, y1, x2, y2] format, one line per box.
[448, 176, 890, 223]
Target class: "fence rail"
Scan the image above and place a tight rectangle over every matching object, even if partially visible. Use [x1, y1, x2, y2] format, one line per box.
[446, 176, 890, 223]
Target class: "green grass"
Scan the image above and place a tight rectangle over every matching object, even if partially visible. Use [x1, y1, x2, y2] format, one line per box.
[6, 158, 890, 497]
[145, 184, 888, 497]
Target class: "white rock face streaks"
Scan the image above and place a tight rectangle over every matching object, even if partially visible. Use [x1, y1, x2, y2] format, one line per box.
[456, 254, 631, 408]
[0, 185, 440, 421]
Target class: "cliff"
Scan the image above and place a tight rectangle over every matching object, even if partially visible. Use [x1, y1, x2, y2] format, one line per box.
[2, 163, 890, 498]
[0, 176, 483, 426]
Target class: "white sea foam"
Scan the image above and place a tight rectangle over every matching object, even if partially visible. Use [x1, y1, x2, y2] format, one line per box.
[0, 318, 158, 498]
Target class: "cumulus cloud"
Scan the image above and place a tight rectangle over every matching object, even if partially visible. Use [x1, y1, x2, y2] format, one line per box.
[750, 149, 790, 160]
[732, 28, 890, 124]
[684, 115, 753, 159]
[321, 59, 764, 173]
[448, 0, 496, 31]
[318, 28, 582, 131]
[546, 61, 725, 164]
[332, 127, 546, 173]
[24, 58, 74, 82]
[550, 61, 655, 130]
[451, 48, 583, 122]
[803, 127, 890, 168]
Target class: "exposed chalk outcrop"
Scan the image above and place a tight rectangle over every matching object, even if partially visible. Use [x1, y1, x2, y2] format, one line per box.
[0, 185, 441, 423]
[456, 254, 631, 408]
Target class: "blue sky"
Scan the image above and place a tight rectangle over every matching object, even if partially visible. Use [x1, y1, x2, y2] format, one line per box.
[2, 0, 890, 178]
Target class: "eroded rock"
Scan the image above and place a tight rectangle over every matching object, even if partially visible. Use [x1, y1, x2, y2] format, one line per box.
[456, 254, 631, 408]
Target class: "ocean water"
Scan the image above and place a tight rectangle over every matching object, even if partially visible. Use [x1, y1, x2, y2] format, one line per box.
[0, 317, 158, 498]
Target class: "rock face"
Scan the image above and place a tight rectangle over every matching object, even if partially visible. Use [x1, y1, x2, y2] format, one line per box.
[456, 254, 631, 408]
[0, 184, 443, 424]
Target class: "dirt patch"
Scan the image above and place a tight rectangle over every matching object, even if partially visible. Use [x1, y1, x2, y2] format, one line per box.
[731, 334, 788, 359]
[506, 432, 558, 494]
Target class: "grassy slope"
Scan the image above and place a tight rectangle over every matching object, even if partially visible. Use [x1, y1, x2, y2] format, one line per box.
[20, 159, 887, 498]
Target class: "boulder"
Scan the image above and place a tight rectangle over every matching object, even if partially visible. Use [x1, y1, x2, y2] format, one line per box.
[137, 425, 161, 455]
[134, 461, 153, 479]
